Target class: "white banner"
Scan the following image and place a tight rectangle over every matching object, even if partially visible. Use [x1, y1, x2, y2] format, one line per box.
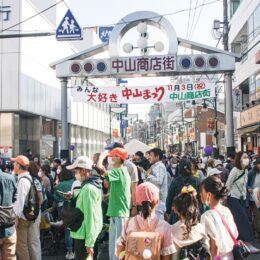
[72, 81, 215, 104]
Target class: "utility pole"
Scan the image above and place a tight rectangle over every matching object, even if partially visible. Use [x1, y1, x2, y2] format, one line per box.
[223, 0, 235, 155]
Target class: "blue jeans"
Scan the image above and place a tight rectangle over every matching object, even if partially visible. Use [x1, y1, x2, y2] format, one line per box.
[65, 229, 73, 251]
[109, 217, 128, 260]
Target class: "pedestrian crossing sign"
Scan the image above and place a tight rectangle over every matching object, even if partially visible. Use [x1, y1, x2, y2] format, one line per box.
[56, 9, 82, 41]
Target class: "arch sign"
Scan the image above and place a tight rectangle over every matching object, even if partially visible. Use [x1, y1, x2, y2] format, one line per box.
[54, 11, 236, 79]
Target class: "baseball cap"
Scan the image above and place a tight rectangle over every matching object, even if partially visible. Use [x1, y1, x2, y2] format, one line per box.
[208, 168, 222, 176]
[105, 142, 124, 150]
[108, 148, 128, 161]
[66, 156, 93, 170]
[214, 160, 223, 167]
[136, 182, 160, 206]
[11, 155, 30, 167]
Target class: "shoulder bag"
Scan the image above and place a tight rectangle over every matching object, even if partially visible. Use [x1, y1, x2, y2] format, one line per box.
[213, 208, 250, 259]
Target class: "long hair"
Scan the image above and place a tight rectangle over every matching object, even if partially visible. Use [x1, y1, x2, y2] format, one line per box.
[173, 192, 199, 239]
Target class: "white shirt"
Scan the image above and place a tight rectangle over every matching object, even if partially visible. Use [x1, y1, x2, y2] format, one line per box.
[201, 206, 238, 260]
[13, 172, 32, 220]
[171, 221, 208, 260]
[225, 167, 247, 200]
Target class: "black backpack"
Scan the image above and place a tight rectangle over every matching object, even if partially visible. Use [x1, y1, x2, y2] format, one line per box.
[20, 176, 40, 221]
[61, 197, 84, 232]
[179, 239, 211, 260]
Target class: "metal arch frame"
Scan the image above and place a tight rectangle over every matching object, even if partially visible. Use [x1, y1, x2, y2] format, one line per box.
[108, 11, 178, 57]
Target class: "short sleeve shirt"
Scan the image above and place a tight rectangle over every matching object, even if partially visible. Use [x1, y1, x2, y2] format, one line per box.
[124, 160, 138, 183]
[106, 166, 131, 217]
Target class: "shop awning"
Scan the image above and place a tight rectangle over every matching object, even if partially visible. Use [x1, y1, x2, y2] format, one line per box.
[237, 125, 260, 135]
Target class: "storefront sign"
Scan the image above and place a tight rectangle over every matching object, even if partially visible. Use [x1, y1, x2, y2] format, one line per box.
[112, 129, 119, 138]
[0, 5, 11, 21]
[0, 146, 12, 158]
[207, 118, 215, 135]
[72, 81, 215, 104]
[233, 89, 242, 112]
[240, 104, 260, 127]
[189, 128, 195, 142]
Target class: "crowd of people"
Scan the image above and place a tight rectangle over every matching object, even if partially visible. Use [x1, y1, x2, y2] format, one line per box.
[1, 143, 260, 260]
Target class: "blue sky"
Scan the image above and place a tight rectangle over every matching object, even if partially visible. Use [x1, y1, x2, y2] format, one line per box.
[69, 0, 223, 119]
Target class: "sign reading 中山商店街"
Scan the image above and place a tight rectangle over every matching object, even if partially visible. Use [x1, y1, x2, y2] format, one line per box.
[0, 5, 11, 21]
[72, 82, 215, 104]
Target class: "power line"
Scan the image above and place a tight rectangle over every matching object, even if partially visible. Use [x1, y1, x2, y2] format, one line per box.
[82, 0, 221, 29]
[0, 0, 221, 35]
[188, 0, 199, 39]
[0, 0, 65, 33]
[189, 0, 206, 39]
[186, 0, 192, 39]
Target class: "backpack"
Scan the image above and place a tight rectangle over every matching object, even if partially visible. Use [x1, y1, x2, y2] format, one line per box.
[124, 217, 161, 260]
[61, 196, 84, 232]
[20, 176, 40, 221]
[179, 239, 211, 260]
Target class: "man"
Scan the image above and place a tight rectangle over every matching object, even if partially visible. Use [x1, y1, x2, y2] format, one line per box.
[166, 157, 179, 178]
[225, 151, 236, 173]
[0, 166, 17, 259]
[66, 156, 103, 260]
[97, 148, 131, 260]
[105, 142, 138, 216]
[52, 158, 62, 185]
[12, 155, 38, 260]
[143, 148, 168, 220]
[133, 151, 150, 184]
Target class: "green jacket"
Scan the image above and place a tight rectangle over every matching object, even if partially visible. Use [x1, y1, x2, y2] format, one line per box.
[54, 179, 74, 203]
[70, 177, 103, 248]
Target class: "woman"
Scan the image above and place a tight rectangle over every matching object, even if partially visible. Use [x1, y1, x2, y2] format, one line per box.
[225, 151, 260, 253]
[201, 176, 238, 259]
[191, 158, 205, 182]
[172, 185, 209, 260]
[166, 158, 200, 224]
[118, 182, 176, 259]
[39, 164, 51, 192]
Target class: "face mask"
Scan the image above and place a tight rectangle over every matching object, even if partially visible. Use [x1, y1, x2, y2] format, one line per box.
[75, 172, 82, 182]
[171, 164, 177, 168]
[242, 158, 250, 167]
[38, 171, 42, 178]
[107, 157, 114, 167]
[57, 169, 61, 174]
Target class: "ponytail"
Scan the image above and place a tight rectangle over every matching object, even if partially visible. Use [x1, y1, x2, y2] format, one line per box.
[141, 201, 153, 219]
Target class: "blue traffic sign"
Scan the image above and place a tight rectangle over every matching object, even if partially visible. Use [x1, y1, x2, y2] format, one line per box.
[56, 9, 82, 41]
[98, 26, 114, 43]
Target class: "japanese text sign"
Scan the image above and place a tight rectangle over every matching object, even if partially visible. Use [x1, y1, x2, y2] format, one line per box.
[72, 81, 215, 104]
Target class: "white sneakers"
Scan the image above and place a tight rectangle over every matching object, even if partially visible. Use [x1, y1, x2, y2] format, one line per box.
[65, 251, 75, 259]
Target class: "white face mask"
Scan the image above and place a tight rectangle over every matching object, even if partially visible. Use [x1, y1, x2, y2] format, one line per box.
[242, 158, 250, 167]
[38, 171, 42, 178]
[171, 164, 177, 168]
[56, 169, 61, 174]
[107, 157, 114, 166]
[75, 172, 82, 182]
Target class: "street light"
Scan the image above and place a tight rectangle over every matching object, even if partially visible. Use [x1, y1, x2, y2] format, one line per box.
[123, 22, 164, 56]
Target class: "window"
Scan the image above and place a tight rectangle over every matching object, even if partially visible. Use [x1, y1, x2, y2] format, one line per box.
[231, 0, 241, 17]
[254, 5, 260, 36]
[247, 4, 260, 42]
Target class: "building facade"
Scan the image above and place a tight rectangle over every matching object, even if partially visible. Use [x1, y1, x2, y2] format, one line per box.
[228, 0, 260, 154]
[0, 0, 117, 160]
